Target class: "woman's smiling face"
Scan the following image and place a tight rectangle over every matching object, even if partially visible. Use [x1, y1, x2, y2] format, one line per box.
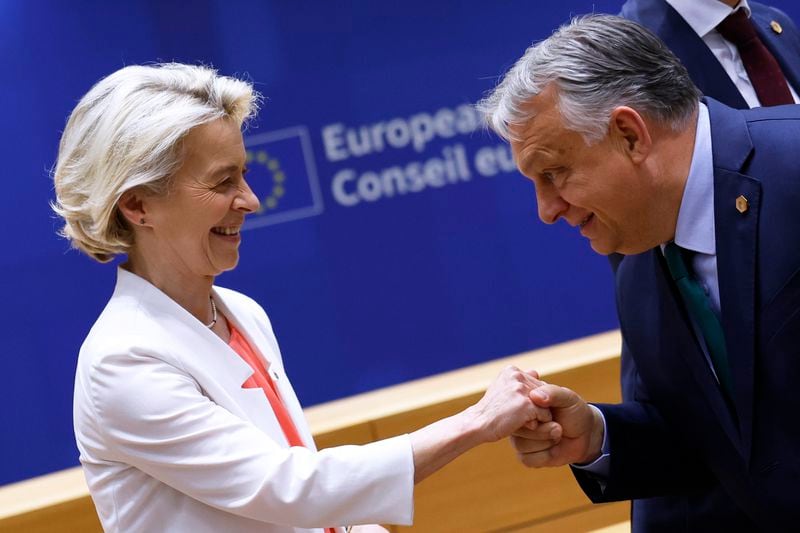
[142, 117, 260, 278]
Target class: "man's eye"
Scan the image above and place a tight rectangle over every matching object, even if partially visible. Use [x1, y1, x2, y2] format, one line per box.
[541, 168, 566, 186]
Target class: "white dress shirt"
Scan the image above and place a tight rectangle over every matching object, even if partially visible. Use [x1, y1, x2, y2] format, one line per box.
[666, 0, 800, 107]
[671, 102, 719, 314]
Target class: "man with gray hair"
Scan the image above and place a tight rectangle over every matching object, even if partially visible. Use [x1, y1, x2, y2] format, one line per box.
[479, 14, 800, 531]
[619, 1, 800, 528]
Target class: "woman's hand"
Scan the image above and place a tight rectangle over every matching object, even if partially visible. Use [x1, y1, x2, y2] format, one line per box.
[409, 366, 556, 483]
[466, 365, 553, 442]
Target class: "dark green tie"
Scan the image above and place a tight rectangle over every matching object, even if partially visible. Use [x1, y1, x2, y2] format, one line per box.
[663, 242, 733, 399]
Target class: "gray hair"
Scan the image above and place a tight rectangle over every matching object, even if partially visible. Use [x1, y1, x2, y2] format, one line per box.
[52, 63, 260, 262]
[477, 14, 701, 143]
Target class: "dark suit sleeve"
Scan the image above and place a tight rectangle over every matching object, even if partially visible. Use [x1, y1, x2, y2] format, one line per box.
[571, 336, 716, 502]
[574, 402, 712, 502]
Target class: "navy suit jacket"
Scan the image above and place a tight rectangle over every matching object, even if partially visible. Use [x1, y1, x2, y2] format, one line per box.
[574, 98, 800, 531]
[610, 3, 800, 530]
[621, 0, 800, 109]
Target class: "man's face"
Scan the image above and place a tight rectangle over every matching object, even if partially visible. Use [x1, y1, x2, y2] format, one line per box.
[510, 86, 660, 255]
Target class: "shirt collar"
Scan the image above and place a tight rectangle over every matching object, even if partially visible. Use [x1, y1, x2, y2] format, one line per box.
[666, 0, 752, 38]
[673, 102, 715, 255]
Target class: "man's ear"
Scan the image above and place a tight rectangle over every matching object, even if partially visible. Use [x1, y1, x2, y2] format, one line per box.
[609, 106, 652, 164]
[117, 188, 149, 227]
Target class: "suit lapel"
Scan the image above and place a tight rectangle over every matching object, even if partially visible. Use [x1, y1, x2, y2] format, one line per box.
[707, 99, 761, 465]
[622, 0, 748, 108]
[752, 8, 800, 94]
[629, 251, 741, 446]
[619, 249, 752, 503]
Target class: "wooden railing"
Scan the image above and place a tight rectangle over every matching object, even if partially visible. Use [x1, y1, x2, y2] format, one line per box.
[0, 330, 628, 532]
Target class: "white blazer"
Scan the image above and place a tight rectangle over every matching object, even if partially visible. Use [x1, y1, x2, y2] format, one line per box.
[73, 268, 414, 532]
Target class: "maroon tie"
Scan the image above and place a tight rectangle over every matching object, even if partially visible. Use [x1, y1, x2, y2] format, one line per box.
[716, 9, 794, 106]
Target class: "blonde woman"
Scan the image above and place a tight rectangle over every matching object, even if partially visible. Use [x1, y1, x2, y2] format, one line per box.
[53, 63, 555, 532]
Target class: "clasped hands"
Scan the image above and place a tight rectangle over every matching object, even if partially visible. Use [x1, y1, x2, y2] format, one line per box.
[473, 366, 605, 468]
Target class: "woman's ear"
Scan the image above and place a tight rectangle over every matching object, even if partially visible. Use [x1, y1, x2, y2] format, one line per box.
[609, 106, 652, 164]
[117, 189, 149, 227]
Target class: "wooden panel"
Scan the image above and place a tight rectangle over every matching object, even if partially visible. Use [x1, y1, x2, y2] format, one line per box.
[0, 466, 101, 533]
[0, 498, 102, 533]
[303, 331, 622, 434]
[505, 503, 629, 532]
[0, 468, 94, 520]
[383, 356, 621, 532]
[398, 441, 597, 532]
[313, 422, 376, 450]
[590, 520, 631, 533]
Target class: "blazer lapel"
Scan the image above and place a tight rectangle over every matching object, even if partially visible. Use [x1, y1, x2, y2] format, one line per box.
[117, 270, 291, 445]
[214, 291, 315, 449]
[707, 99, 761, 465]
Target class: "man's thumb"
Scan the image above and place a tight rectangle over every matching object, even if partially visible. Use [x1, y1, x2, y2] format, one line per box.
[530, 384, 575, 408]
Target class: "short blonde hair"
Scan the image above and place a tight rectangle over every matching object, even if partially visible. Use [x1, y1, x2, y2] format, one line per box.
[52, 63, 260, 262]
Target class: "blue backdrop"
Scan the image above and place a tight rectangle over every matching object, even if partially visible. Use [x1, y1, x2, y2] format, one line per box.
[3, 0, 798, 486]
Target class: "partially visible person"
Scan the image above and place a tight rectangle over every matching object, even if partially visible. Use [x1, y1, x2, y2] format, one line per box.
[478, 14, 800, 531]
[53, 63, 554, 533]
[622, 0, 800, 109]
[619, 0, 800, 526]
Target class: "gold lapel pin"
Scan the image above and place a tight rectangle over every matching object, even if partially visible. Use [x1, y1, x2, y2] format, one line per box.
[736, 195, 749, 213]
[771, 20, 783, 34]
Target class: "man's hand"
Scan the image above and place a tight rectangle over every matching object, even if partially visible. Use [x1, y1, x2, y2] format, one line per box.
[510, 383, 604, 467]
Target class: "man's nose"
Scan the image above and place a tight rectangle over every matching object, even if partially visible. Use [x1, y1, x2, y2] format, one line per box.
[536, 187, 569, 225]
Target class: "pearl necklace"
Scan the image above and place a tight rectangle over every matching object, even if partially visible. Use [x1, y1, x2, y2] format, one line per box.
[205, 297, 217, 328]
